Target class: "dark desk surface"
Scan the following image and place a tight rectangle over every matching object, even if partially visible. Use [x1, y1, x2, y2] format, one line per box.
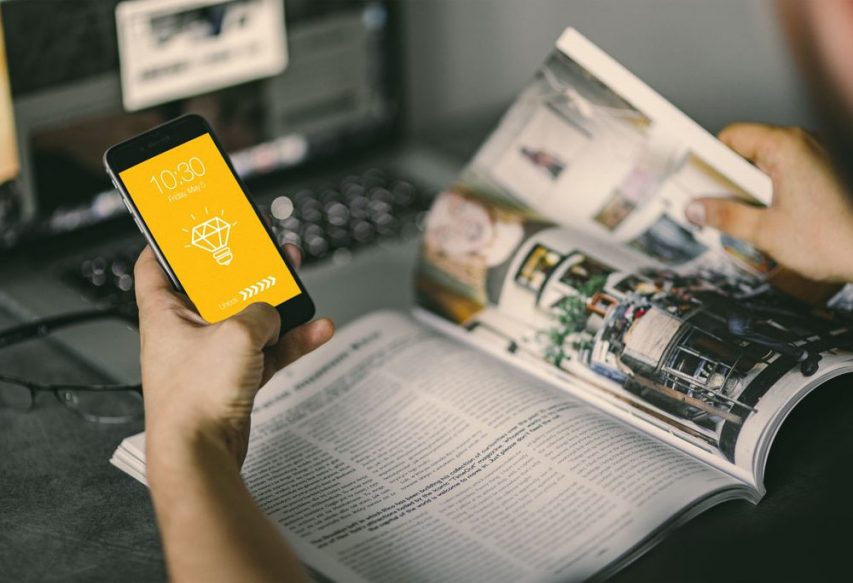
[3, 305, 853, 583]
[0, 310, 165, 582]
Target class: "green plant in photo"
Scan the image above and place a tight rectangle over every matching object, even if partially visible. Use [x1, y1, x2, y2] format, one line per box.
[543, 273, 608, 365]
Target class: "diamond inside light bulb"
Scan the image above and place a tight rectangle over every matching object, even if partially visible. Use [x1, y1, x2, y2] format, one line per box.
[191, 216, 233, 265]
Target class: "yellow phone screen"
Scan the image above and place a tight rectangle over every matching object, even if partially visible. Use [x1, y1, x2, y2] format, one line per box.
[119, 133, 301, 322]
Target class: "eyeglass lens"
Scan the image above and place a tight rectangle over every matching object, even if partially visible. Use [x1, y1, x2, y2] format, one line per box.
[55, 388, 144, 423]
[0, 314, 143, 423]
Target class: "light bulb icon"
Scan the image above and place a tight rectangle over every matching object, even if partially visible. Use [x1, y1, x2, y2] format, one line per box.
[186, 210, 236, 266]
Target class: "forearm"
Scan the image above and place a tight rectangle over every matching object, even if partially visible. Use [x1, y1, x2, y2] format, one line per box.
[146, 434, 308, 583]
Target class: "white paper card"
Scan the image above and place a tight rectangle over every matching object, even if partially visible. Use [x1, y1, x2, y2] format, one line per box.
[115, 0, 287, 111]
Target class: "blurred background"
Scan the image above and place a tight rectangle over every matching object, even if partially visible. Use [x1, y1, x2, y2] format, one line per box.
[0, 0, 821, 382]
[0, 0, 815, 236]
[402, 0, 813, 133]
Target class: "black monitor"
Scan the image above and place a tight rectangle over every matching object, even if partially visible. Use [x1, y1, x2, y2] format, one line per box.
[0, 0, 399, 242]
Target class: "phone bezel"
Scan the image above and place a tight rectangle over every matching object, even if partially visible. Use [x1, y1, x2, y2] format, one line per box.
[103, 113, 315, 334]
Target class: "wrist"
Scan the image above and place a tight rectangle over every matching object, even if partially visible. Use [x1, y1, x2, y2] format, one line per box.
[144, 386, 253, 465]
[145, 421, 241, 487]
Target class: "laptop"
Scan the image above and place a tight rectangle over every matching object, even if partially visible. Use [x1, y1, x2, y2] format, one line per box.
[0, 0, 459, 383]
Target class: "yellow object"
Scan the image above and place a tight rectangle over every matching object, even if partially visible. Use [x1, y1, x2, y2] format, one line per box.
[0, 12, 20, 183]
[119, 133, 300, 322]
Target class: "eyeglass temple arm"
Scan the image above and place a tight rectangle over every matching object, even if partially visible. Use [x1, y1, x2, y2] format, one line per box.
[0, 372, 142, 393]
[0, 309, 126, 350]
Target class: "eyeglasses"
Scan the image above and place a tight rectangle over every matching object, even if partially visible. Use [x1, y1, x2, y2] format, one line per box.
[0, 310, 143, 423]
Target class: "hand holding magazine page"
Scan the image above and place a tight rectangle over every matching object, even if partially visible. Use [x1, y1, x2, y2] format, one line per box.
[112, 29, 853, 582]
[415, 28, 853, 490]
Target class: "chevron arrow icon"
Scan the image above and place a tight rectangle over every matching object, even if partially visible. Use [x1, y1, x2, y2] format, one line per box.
[239, 275, 278, 302]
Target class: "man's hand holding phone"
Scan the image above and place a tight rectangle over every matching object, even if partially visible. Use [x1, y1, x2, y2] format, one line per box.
[135, 243, 329, 583]
[136, 243, 334, 473]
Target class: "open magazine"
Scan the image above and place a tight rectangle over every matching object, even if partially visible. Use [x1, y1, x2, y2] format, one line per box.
[111, 29, 853, 582]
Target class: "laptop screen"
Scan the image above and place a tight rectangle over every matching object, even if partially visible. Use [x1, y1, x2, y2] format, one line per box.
[0, 0, 397, 241]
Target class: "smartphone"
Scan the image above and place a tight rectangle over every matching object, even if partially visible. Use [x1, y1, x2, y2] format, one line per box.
[104, 114, 315, 332]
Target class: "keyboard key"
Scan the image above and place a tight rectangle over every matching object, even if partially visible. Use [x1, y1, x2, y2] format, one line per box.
[110, 259, 130, 277]
[91, 272, 107, 287]
[278, 230, 301, 248]
[324, 202, 349, 226]
[319, 189, 341, 205]
[300, 206, 323, 224]
[391, 180, 417, 206]
[116, 273, 134, 292]
[342, 184, 365, 200]
[368, 199, 392, 216]
[351, 219, 375, 244]
[270, 196, 294, 220]
[305, 236, 329, 258]
[368, 187, 393, 205]
[327, 226, 351, 249]
[373, 213, 399, 236]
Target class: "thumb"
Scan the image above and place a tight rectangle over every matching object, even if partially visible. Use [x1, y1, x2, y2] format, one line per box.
[262, 318, 335, 384]
[220, 302, 282, 350]
[685, 197, 768, 249]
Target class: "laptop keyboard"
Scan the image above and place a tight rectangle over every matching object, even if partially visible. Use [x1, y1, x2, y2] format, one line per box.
[62, 167, 433, 319]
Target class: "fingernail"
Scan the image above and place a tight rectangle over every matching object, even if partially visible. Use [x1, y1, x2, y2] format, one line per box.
[685, 201, 706, 226]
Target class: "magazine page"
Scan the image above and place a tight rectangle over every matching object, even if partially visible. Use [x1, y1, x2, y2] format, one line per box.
[414, 28, 853, 489]
[416, 188, 853, 488]
[112, 311, 750, 582]
[464, 28, 778, 287]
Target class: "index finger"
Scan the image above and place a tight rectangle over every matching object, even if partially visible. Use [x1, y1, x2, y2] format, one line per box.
[718, 123, 783, 170]
[133, 246, 179, 307]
